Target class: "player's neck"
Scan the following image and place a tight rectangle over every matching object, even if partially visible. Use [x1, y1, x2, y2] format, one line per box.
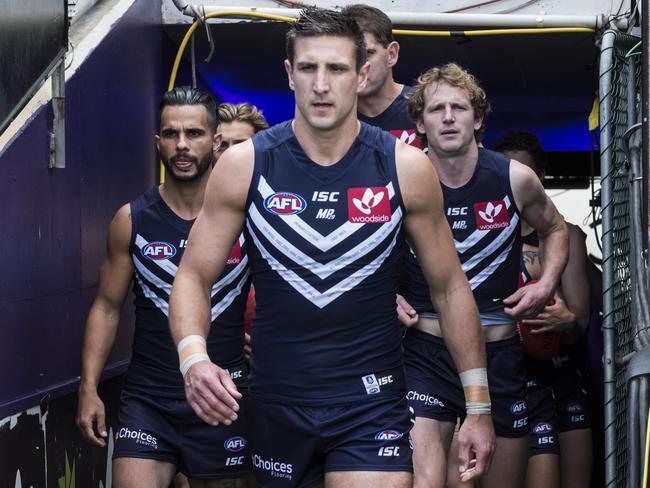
[358, 79, 403, 118]
[292, 113, 360, 167]
[428, 143, 479, 189]
[159, 174, 209, 220]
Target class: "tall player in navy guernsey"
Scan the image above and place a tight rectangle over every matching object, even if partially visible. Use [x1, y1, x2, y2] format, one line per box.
[343, 4, 421, 149]
[76, 88, 262, 487]
[403, 64, 569, 488]
[170, 8, 494, 488]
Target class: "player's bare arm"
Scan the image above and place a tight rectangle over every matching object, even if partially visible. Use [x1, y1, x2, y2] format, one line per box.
[396, 141, 495, 480]
[504, 161, 568, 319]
[524, 223, 590, 342]
[169, 141, 254, 426]
[77, 204, 134, 447]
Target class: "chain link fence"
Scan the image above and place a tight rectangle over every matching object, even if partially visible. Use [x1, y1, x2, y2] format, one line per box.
[599, 29, 644, 487]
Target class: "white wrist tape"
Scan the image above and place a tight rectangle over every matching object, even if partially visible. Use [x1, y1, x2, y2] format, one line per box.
[466, 402, 492, 415]
[459, 368, 489, 388]
[177, 335, 206, 355]
[180, 353, 211, 378]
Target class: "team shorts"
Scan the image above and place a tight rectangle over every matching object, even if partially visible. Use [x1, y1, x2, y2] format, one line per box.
[527, 358, 592, 433]
[404, 329, 529, 438]
[246, 393, 414, 487]
[113, 385, 252, 479]
[526, 382, 560, 456]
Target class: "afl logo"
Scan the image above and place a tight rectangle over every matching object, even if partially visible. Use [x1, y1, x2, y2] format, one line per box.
[263, 192, 307, 216]
[566, 402, 583, 413]
[375, 430, 403, 441]
[533, 422, 553, 434]
[141, 242, 176, 260]
[510, 400, 527, 415]
[224, 436, 246, 452]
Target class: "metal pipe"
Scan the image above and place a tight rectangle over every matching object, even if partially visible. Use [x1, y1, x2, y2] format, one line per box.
[628, 377, 641, 488]
[49, 59, 65, 169]
[599, 29, 619, 488]
[176, 5, 602, 29]
[639, 376, 649, 484]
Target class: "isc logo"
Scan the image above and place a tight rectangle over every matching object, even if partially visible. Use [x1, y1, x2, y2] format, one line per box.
[377, 375, 393, 386]
[447, 207, 468, 216]
[264, 192, 306, 216]
[226, 456, 245, 466]
[224, 437, 246, 452]
[312, 191, 339, 202]
[141, 242, 176, 260]
[378, 446, 400, 457]
[538, 436, 555, 445]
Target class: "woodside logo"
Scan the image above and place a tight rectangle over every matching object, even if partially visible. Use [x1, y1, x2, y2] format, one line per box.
[347, 187, 391, 223]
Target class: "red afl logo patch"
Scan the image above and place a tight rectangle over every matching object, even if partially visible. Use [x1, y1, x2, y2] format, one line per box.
[473, 200, 510, 230]
[347, 187, 391, 224]
[227, 241, 242, 265]
[141, 242, 176, 260]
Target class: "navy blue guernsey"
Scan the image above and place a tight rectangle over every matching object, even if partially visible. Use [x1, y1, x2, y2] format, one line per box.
[358, 86, 421, 148]
[245, 121, 406, 405]
[126, 187, 250, 398]
[404, 148, 522, 315]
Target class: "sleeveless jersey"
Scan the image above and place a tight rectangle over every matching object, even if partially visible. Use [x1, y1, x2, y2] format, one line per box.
[126, 186, 250, 398]
[358, 86, 422, 148]
[404, 148, 522, 314]
[245, 121, 406, 405]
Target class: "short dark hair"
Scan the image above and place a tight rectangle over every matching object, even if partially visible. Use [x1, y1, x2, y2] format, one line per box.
[286, 7, 367, 71]
[217, 102, 269, 133]
[159, 86, 218, 133]
[408, 63, 491, 146]
[341, 4, 394, 48]
[495, 131, 546, 175]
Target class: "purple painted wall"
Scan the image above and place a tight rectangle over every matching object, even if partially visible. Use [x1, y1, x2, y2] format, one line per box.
[0, 0, 165, 418]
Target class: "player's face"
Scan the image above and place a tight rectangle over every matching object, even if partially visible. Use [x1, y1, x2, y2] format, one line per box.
[285, 35, 369, 132]
[501, 149, 542, 181]
[156, 105, 217, 182]
[358, 33, 397, 98]
[416, 82, 482, 158]
[215, 121, 256, 161]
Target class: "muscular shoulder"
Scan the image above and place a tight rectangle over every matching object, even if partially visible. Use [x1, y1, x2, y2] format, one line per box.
[395, 140, 440, 212]
[509, 159, 545, 210]
[107, 203, 132, 253]
[205, 139, 254, 211]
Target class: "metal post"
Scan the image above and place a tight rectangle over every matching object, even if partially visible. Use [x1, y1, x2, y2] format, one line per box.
[49, 58, 65, 169]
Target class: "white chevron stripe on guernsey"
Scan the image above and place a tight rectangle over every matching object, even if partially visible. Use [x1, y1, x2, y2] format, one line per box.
[461, 213, 519, 274]
[133, 255, 172, 296]
[257, 176, 396, 252]
[211, 255, 248, 298]
[134, 273, 169, 317]
[247, 221, 399, 309]
[135, 234, 178, 276]
[454, 196, 513, 254]
[468, 242, 513, 290]
[248, 204, 401, 279]
[211, 269, 250, 321]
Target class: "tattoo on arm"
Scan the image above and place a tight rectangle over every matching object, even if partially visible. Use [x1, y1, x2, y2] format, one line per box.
[522, 250, 539, 266]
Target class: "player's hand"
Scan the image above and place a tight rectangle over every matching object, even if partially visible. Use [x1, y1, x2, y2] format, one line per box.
[456, 413, 495, 481]
[184, 360, 242, 426]
[396, 294, 418, 327]
[76, 388, 108, 447]
[521, 293, 575, 335]
[503, 280, 554, 320]
[244, 332, 252, 362]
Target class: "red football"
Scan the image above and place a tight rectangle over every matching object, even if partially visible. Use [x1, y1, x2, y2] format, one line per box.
[518, 280, 560, 360]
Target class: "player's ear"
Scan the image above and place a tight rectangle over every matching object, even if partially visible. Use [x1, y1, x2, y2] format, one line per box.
[416, 119, 426, 135]
[387, 41, 400, 68]
[284, 59, 295, 91]
[357, 61, 370, 93]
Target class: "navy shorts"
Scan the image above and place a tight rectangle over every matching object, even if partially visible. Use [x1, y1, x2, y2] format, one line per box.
[404, 329, 529, 438]
[527, 358, 592, 433]
[113, 388, 252, 479]
[526, 382, 560, 456]
[247, 394, 414, 487]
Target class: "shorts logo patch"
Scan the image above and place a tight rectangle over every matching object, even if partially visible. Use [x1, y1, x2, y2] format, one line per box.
[252, 454, 293, 479]
[264, 192, 307, 216]
[566, 402, 583, 413]
[362, 374, 381, 394]
[115, 426, 158, 449]
[533, 422, 553, 434]
[510, 400, 527, 415]
[473, 200, 510, 230]
[348, 187, 391, 223]
[406, 390, 445, 407]
[375, 430, 403, 441]
[224, 436, 246, 452]
[227, 241, 242, 265]
[141, 241, 176, 260]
